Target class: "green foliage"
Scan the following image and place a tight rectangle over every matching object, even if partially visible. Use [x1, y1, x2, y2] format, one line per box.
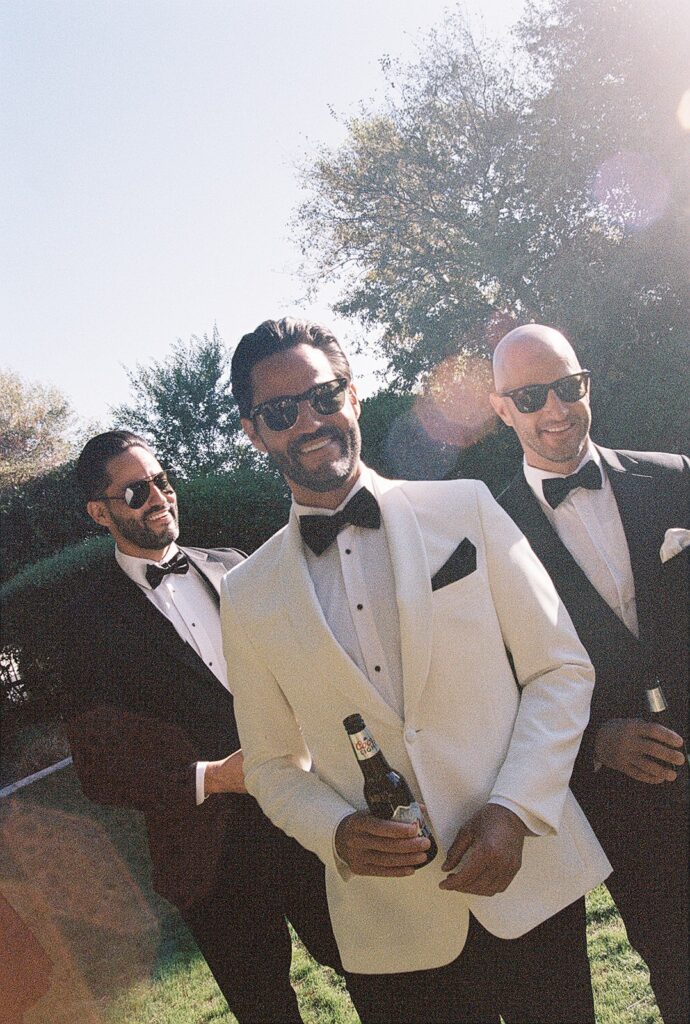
[0, 369, 77, 488]
[175, 463, 290, 553]
[0, 461, 94, 582]
[296, 0, 690, 453]
[111, 327, 253, 478]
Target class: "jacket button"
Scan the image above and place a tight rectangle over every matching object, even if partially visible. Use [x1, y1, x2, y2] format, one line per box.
[405, 727, 416, 743]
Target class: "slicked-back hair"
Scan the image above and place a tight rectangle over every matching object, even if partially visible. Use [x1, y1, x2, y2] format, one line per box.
[76, 430, 153, 501]
[231, 317, 352, 419]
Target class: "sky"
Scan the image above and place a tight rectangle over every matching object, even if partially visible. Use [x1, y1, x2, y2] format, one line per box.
[1, 0, 525, 426]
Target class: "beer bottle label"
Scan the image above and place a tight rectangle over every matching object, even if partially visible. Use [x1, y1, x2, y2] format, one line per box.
[349, 727, 380, 761]
[392, 800, 425, 833]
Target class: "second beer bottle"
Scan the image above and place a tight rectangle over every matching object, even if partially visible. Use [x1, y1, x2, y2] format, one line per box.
[343, 713, 437, 867]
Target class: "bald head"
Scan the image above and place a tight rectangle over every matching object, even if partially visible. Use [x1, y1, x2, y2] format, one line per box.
[489, 324, 592, 474]
[492, 325, 581, 393]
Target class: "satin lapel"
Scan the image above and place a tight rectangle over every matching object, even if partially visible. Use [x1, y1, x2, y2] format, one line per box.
[502, 472, 637, 647]
[600, 448, 658, 646]
[184, 549, 225, 606]
[279, 512, 401, 727]
[103, 560, 227, 692]
[371, 477, 433, 719]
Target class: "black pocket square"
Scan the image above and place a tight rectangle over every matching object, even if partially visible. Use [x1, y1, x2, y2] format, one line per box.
[431, 537, 477, 592]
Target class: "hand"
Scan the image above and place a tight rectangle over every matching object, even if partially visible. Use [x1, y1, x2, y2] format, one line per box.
[439, 804, 528, 895]
[594, 718, 685, 783]
[335, 811, 430, 876]
[204, 750, 247, 795]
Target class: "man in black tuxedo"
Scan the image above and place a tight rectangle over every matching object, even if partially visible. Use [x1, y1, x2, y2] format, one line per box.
[60, 430, 341, 1024]
[491, 325, 689, 1023]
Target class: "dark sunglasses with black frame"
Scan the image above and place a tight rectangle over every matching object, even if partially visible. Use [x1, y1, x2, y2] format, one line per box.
[249, 377, 350, 432]
[99, 470, 175, 510]
[499, 370, 591, 415]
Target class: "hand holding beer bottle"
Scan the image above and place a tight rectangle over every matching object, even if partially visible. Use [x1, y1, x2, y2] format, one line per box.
[336, 714, 436, 875]
[643, 679, 689, 803]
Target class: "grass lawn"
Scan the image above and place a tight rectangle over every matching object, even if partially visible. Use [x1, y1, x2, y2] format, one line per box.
[0, 766, 661, 1024]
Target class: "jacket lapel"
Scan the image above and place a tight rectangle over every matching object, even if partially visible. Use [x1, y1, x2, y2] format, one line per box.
[501, 470, 639, 651]
[103, 557, 228, 693]
[278, 512, 401, 727]
[598, 447, 659, 647]
[371, 476, 433, 719]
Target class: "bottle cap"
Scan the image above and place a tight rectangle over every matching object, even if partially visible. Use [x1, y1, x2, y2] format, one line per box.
[343, 713, 365, 734]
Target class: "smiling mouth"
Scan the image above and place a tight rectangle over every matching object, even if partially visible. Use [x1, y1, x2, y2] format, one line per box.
[300, 437, 333, 454]
[146, 508, 173, 523]
[541, 423, 574, 435]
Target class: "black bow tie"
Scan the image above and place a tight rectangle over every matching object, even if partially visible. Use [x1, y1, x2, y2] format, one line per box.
[299, 487, 381, 556]
[542, 461, 602, 509]
[145, 551, 189, 589]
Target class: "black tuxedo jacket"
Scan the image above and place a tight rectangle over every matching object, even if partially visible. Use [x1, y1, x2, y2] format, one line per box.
[60, 544, 268, 910]
[499, 447, 689, 818]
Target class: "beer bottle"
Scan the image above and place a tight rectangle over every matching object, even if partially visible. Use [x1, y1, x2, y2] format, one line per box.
[343, 713, 437, 867]
[644, 680, 689, 800]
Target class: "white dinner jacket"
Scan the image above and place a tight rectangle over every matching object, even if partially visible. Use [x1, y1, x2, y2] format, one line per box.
[221, 472, 611, 973]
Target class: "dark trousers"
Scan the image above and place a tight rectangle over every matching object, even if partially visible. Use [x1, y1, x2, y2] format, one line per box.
[582, 783, 689, 1024]
[180, 822, 342, 1024]
[345, 898, 593, 1024]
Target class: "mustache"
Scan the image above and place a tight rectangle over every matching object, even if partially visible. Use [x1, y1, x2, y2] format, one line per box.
[288, 426, 343, 457]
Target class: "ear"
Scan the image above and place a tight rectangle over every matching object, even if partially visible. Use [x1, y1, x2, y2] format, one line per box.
[489, 391, 513, 428]
[87, 499, 111, 528]
[348, 381, 361, 420]
[241, 417, 268, 453]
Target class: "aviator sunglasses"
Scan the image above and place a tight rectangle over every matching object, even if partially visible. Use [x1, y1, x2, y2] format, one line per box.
[100, 471, 175, 510]
[249, 377, 350, 432]
[499, 370, 591, 414]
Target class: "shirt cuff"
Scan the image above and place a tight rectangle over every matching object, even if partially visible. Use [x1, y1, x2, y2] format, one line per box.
[488, 797, 548, 837]
[196, 762, 209, 805]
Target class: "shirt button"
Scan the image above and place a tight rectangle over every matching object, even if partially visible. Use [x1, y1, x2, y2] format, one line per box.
[356, 603, 363, 610]
[345, 548, 352, 555]
[374, 665, 381, 672]
[405, 728, 416, 743]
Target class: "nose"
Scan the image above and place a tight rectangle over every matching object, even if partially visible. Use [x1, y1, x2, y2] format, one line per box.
[147, 481, 173, 506]
[542, 387, 569, 417]
[292, 397, 324, 432]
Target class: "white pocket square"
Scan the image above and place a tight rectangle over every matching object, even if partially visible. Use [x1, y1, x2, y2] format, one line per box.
[660, 528, 690, 563]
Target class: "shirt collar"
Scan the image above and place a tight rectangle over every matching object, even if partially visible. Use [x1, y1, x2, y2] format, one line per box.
[115, 541, 180, 590]
[523, 442, 601, 507]
[291, 463, 371, 518]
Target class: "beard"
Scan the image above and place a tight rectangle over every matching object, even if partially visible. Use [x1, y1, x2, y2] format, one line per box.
[110, 502, 180, 552]
[268, 425, 361, 494]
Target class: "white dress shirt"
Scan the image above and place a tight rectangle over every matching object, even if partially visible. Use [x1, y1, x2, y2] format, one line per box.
[293, 466, 405, 718]
[523, 444, 639, 637]
[115, 543, 230, 803]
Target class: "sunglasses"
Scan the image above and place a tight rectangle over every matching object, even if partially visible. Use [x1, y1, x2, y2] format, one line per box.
[100, 471, 175, 510]
[499, 370, 591, 414]
[249, 377, 350, 432]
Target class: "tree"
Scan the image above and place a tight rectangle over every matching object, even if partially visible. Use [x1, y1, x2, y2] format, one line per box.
[296, 1, 690, 451]
[111, 327, 253, 478]
[0, 370, 77, 489]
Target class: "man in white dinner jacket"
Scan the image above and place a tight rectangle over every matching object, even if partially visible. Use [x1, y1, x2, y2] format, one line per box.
[220, 317, 611, 1024]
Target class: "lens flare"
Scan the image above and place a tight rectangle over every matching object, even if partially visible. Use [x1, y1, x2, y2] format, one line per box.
[413, 354, 495, 450]
[677, 90, 690, 131]
[592, 151, 670, 231]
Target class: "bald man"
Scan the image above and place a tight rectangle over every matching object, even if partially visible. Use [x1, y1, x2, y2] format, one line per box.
[491, 325, 689, 1024]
